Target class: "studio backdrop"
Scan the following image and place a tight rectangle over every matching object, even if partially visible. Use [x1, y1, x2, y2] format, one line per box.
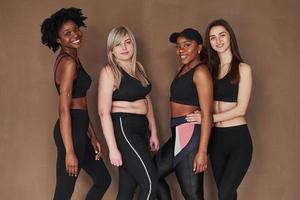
[0, 0, 299, 199]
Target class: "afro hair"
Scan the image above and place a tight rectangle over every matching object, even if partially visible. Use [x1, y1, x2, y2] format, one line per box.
[40, 7, 87, 52]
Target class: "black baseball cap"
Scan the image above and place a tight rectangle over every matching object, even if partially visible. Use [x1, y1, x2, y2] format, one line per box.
[169, 28, 203, 44]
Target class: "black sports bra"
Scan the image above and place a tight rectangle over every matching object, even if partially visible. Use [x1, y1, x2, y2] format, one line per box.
[112, 68, 151, 101]
[54, 53, 91, 98]
[170, 63, 202, 106]
[213, 73, 238, 102]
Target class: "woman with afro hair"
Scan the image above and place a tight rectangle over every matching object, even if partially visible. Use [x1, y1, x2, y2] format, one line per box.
[41, 7, 111, 199]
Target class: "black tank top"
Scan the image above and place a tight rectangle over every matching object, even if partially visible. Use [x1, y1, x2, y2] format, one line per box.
[213, 73, 238, 102]
[54, 53, 91, 98]
[112, 68, 151, 101]
[170, 63, 202, 106]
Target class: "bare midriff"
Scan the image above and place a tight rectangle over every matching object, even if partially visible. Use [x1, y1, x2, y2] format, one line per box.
[171, 101, 199, 118]
[70, 97, 88, 109]
[111, 99, 148, 115]
[214, 101, 246, 127]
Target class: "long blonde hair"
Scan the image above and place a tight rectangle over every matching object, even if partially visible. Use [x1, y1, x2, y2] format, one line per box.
[106, 26, 149, 88]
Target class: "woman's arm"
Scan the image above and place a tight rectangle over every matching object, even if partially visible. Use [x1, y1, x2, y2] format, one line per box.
[98, 66, 122, 167]
[213, 63, 252, 123]
[87, 121, 102, 160]
[193, 66, 213, 174]
[185, 63, 253, 124]
[57, 57, 78, 176]
[145, 95, 160, 151]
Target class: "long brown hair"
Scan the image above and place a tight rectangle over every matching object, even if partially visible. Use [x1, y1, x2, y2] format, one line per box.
[205, 19, 243, 83]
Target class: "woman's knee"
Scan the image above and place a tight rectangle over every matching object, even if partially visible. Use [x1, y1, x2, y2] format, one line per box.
[150, 177, 158, 195]
[95, 170, 111, 190]
[181, 187, 204, 200]
[103, 173, 112, 190]
[138, 175, 158, 199]
[153, 154, 173, 179]
[218, 187, 237, 200]
[178, 172, 204, 200]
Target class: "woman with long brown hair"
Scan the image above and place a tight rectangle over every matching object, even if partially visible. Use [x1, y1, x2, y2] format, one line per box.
[187, 19, 253, 200]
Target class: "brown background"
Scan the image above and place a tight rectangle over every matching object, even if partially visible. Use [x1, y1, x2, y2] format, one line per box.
[0, 0, 299, 199]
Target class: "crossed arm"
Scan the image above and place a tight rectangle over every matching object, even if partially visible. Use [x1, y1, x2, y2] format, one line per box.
[186, 63, 252, 124]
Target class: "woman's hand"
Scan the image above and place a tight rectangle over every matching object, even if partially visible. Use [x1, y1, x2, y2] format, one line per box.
[193, 151, 208, 174]
[186, 110, 201, 124]
[65, 152, 78, 176]
[90, 136, 102, 160]
[109, 148, 123, 167]
[149, 134, 160, 152]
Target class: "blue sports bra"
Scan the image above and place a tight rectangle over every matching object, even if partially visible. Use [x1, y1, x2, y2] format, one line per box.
[54, 53, 91, 98]
[112, 68, 151, 101]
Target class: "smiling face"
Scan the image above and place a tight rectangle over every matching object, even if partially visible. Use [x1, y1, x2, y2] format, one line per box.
[176, 36, 201, 66]
[209, 25, 231, 53]
[112, 35, 134, 62]
[57, 20, 82, 50]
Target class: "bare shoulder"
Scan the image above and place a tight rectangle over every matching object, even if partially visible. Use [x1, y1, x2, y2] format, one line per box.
[99, 64, 115, 85]
[193, 64, 212, 86]
[58, 56, 76, 71]
[239, 62, 252, 75]
[100, 64, 113, 75]
[194, 64, 211, 78]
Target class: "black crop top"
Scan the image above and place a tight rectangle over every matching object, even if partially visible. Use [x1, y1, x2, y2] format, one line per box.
[55, 54, 91, 98]
[170, 63, 202, 106]
[112, 68, 151, 101]
[213, 73, 238, 102]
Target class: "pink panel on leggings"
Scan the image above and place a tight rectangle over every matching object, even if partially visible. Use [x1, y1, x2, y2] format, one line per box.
[177, 123, 194, 149]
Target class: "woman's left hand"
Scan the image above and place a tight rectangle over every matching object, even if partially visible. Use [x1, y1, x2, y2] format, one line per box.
[149, 134, 160, 152]
[186, 110, 201, 124]
[90, 136, 102, 160]
[193, 151, 208, 174]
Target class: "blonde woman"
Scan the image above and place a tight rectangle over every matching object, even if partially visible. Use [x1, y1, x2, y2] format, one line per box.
[98, 26, 159, 200]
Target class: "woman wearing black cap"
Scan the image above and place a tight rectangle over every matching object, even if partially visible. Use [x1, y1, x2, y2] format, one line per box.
[109, 28, 213, 199]
[187, 19, 253, 200]
[40, 8, 111, 199]
[154, 28, 213, 199]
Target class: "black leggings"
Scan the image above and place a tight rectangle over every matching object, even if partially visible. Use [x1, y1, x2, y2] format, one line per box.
[112, 113, 158, 200]
[209, 125, 252, 200]
[154, 116, 204, 200]
[53, 109, 111, 200]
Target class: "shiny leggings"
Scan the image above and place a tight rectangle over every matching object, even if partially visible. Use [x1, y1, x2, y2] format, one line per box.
[154, 117, 204, 200]
[53, 109, 111, 200]
[210, 125, 252, 200]
[112, 113, 158, 200]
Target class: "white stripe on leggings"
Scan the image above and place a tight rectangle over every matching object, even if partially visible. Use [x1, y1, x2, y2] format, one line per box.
[119, 117, 151, 200]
